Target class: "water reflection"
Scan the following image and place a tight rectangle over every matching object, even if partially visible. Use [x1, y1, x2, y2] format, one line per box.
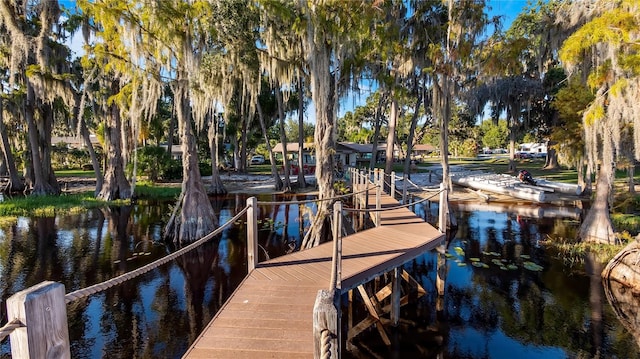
[346, 201, 640, 358]
[1, 197, 639, 358]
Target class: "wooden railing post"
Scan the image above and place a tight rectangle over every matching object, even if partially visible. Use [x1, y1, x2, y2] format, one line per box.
[402, 173, 407, 204]
[246, 197, 258, 272]
[359, 170, 365, 227]
[375, 178, 381, 227]
[330, 201, 342, 290]
[313, 289, 339, 359]
[6, 281, 71, 359]
[438, 183, 447, 233]
[390, 171, 396, 200]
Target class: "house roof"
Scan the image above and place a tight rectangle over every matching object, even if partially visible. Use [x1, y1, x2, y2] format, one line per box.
[337, 142, 385, 153]
[413, 144, 437, 152]
[272, 142, 314, 153]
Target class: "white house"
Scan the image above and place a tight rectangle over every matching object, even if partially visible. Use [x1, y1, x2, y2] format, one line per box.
[518, 142, 547, 157]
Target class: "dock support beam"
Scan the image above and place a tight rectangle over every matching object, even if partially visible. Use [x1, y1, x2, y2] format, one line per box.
[246, 196, 258, 272]
[391, 267, 401, 326]
[7, 281, 71, 359]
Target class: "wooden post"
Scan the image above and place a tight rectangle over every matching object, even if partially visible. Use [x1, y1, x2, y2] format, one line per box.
[391, 267, 401, 326]
[246, 197, 258, 272]
[390, 171, 396, 199]
[438, 183, 447, 233]
[375, 180, 381, 227]
[6, 281, 71, 359]
[330, 201, 342, 290]
[313, 289, 339, 359]
[402, 173, 407, 204]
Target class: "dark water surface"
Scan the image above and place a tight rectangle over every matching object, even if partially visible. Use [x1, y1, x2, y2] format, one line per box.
[1, 195, 638, 358]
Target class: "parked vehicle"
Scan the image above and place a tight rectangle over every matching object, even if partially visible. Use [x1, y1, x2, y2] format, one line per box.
[250, 155, 265, 165]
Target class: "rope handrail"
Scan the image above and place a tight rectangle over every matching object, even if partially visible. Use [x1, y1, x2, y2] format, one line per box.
[0, 319, 23, 342]
[65, 205, 251, 304]
[342, 189, 444, 213]
[256, 184, 379, 206]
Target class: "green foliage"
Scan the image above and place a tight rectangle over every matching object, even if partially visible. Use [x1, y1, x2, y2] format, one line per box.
[51, 144, 93, 170]
[131, 146, 181, 182]
[479, 119, 508, 149]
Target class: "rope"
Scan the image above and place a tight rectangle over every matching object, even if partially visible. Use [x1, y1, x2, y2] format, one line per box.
[320, 328, 332, 359]
[404, 177, 441, 191]
[0, 319, 23, 342]
[257, 185, 378, 206]
[65, 206, 250, 304]
[342, 189, 444, 213]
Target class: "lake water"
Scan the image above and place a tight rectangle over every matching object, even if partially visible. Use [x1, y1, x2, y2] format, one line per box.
[1, 195, 638, 358]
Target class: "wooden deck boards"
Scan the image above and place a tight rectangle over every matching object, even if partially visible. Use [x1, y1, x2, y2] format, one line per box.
[183, 189, 444, 359]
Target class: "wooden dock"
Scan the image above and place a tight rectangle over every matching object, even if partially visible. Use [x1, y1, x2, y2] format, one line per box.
[183, 188, 445, 358]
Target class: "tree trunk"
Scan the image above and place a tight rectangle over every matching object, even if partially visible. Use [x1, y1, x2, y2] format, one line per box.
[239, 115, 248, 173]
[301, 10, 335, 249]
[544, 141, 559, 169]
[79, 118, 103, 195]
[628, 164, 635, 194]
[164, 79, 217, 246]
[579, 164, 615, 243]
[25, 84, 59, 196]
[384, 97, 398, 178]
[297, 76, 307, 188]
[275, 86, 291, 191]
[507, 108, 517, 173]
[98, 88, 131, 201]
[402, 91, 423, 180]
[256, 100, 283, 190]
[369, 93, 386, 170]
[0, 96, 24, 193]
[208, 113, 226, 195]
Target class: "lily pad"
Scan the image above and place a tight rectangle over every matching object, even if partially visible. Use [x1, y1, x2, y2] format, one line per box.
[507, 264, 519, 270]
[457, 262, 467, 267]
[523, 261, 543, 272]
[499, 266, 508, 270]
[480, 263, 490, 268]
[472, 261, 484, 267]
[454, 246, 465, 256]
[520, 254, 531, 259]
[489, 252, 500, 256]
[491, 259, 503, 266]
[470, 257, 480, 262]
[445, 252, 455, 258]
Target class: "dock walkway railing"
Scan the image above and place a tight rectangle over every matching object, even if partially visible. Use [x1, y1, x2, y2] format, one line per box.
[0, 167, 447, 359]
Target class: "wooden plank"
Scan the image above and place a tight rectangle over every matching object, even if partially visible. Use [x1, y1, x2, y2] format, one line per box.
[185, 348, 312, 359]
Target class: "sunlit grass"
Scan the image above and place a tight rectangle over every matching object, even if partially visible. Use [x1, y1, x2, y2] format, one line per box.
[0, 192, 101, 217]
[55, 169, 96, 178]
[541, 234, 631, 266]
[135, 182, 180, 199]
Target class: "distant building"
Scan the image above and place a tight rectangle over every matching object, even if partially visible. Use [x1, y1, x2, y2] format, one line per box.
[51, 135, 100, 149]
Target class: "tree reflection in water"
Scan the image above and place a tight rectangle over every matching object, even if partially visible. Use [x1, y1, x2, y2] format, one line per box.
[345, 201, 640, 359]
[1, 197, 639, 358]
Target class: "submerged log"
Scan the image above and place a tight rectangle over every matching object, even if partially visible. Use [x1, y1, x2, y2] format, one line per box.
[602, 239, 640, 290]
[602, 239, 640, 350]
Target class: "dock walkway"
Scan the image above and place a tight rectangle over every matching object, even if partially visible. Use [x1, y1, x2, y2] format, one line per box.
[183, 188, 444, 358]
